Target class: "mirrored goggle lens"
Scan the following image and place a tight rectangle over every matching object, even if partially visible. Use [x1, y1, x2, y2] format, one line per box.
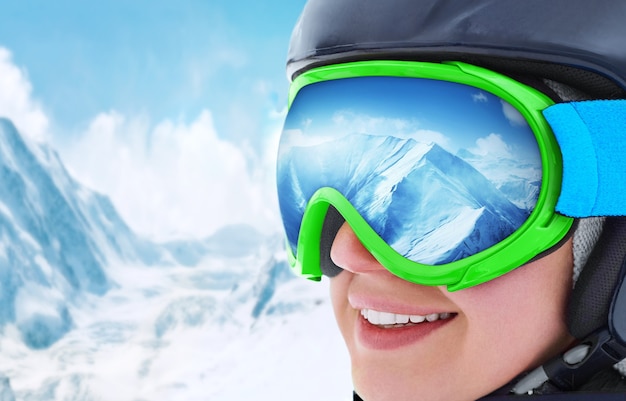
[277, 76, 542, 266]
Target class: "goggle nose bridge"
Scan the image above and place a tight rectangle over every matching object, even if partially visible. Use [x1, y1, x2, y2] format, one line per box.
[296, 187, 469, 287]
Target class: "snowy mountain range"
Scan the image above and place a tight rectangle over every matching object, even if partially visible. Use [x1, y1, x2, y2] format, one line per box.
[0, 118, 352, 401]
[0, 116, 309, 344]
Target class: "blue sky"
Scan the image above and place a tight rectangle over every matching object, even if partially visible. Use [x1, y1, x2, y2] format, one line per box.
[1, 0, 304, 137]
[287, 76, 538, 157]
[0, 1, 307, 240]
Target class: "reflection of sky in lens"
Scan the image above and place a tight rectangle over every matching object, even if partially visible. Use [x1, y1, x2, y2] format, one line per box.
[285, 76, 538, 159]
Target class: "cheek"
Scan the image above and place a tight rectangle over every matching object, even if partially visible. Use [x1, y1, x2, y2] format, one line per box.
[452, 240, 574, 369]
[464, 244, 573, 320]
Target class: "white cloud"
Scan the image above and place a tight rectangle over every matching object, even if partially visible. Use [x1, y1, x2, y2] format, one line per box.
[0, 47, 49, 142]
[60, 110, 281, 240]
[414, 129, 454, 152]
[0, 46, 282, 241]
[472, 92, 488, 103]
[469, 133, 513, 159]
[331, 111, 416, 136]
[501, 100, 527, 126]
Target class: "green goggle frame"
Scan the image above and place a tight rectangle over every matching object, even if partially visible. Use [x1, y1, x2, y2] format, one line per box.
[279, 60, 575, 291]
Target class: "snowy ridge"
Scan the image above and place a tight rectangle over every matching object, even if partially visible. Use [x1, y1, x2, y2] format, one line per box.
[387, 141, 530, 263]
[0, 118, 111, 349]
[456, 147, 541, 210]
[0, 118, 217, 349]
[0, 119, 274, 344]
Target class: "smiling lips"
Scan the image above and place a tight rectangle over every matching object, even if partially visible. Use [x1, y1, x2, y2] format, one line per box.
[355, 308, 457, 350]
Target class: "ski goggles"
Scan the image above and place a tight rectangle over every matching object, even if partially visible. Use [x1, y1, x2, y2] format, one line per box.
[277, 60, 576, 291]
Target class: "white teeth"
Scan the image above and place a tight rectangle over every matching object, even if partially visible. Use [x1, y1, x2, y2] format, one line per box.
[360, 309, 454, 326]
[375, 310, 396, 325]
[395, 314, 409, 324]
[409, 314, 426, 323]
[426, 313, 439, 322]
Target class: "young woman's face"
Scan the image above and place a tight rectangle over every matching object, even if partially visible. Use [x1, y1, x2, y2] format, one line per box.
[329, 223, 575, 401]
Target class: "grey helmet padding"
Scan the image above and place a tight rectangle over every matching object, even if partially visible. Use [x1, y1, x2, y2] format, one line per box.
[573, 217, 606, 284]
[319, 205, 344, 277]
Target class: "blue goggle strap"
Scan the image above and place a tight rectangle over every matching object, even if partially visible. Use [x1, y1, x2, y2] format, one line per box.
[544, 100, 626, 217]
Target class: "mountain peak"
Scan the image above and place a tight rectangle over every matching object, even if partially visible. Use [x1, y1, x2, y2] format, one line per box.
[0, 117, 34, 161]
[0, 118, 179, 348]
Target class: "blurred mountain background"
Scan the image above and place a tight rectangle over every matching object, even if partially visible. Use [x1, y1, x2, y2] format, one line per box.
[0, 118, 350, 400]
[0, 2, 353, 399]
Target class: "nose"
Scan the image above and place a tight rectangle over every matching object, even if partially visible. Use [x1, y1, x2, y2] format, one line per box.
[330, 222, 388, 274]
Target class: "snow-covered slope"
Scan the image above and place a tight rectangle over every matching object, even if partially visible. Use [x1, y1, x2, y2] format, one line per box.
[0, 236, 349, 400]
[0, 118, 111, 348]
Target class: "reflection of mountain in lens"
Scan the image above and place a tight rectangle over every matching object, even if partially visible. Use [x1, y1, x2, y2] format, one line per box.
[381, 142, 529, 264]
[457, 147, 541, 210]
[278, 133, 540, 264]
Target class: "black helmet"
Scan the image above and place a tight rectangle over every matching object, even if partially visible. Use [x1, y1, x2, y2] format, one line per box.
[287, 0, 626, 99]
[285, 0, 626, 393]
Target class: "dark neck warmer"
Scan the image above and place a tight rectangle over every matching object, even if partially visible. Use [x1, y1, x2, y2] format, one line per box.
[352, 367, 626, 400]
